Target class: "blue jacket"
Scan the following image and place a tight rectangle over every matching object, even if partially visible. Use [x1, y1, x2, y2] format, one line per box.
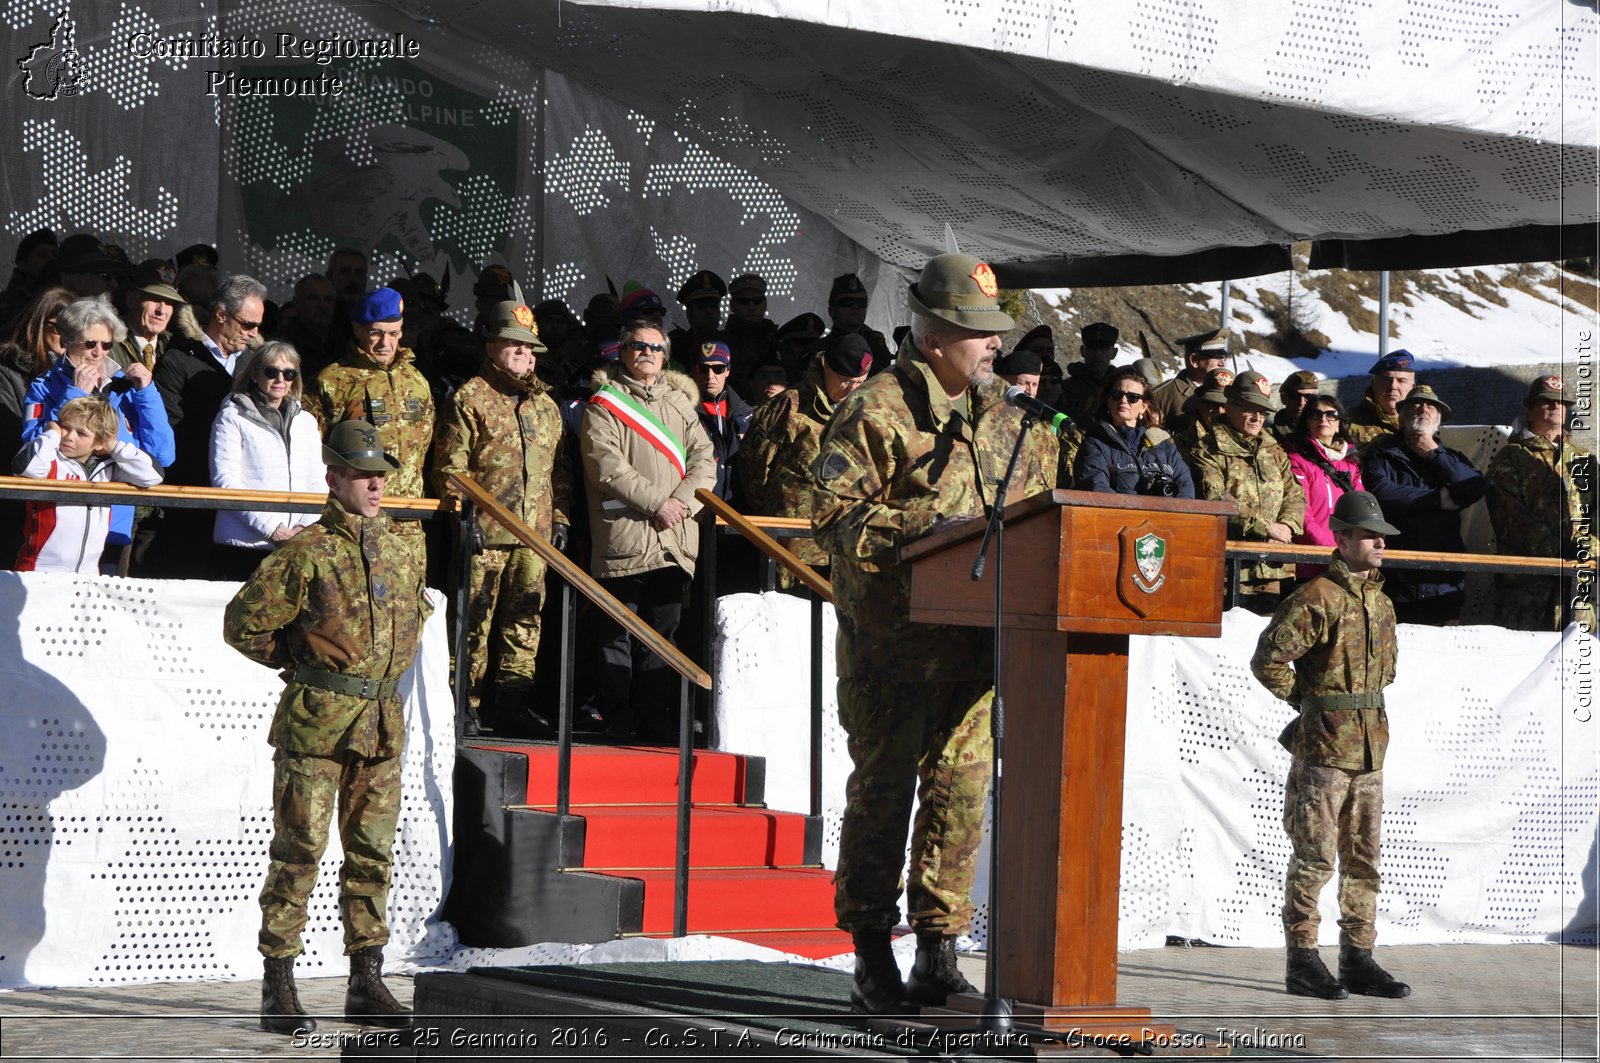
[1362, 434, 1485, 604]
[1074, 420, 1196, 498]
[21, 355, 176, 544]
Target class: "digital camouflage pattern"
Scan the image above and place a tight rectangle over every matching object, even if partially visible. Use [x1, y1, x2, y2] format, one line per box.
[1486, 431, 1597, 631]
[313, 346, 436, 503]
[833, 675, 992, 933]
[1252, 555, 1397, 950]
[1344, 394, 1401, 451]
[257, 750, 401, 958]
[736, 359, 834, 570]
[1193, 422, 1306, 583]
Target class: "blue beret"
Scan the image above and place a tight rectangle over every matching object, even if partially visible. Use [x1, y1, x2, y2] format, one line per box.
[1368, 349, 1414, 374]
[351, 286, 404, 324]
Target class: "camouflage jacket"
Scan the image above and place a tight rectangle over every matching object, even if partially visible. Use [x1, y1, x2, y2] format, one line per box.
[1251, 555, 1397, 771]
[812, 343, 1056, 681]
[737, 360, 834, 567]
[313, 345, 436, 502]
[1344, 393, 1400, 451]
[223, 497, 431, 758]
[432, 362, 573, 547]
[1486, 430, 1596, 559]
[1192, 422, 1305, 582]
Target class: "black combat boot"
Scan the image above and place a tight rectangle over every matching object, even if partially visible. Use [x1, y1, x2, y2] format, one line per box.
[904, 930, 978, 1006]
[849, 929, 908, 1015]
[1285, 946, 1349, 999]
[260, 955, 316, 1034]
[1339, 946, 1412, 998]
[344, 946, 413, 1028]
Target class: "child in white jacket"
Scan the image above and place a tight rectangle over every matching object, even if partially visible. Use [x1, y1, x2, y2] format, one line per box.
[14, 396, 162, 573]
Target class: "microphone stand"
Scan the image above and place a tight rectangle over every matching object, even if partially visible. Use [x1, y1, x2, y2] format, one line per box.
[966, 409, 1036, 1037]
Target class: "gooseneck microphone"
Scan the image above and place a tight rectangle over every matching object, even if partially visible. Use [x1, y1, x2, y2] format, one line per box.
[1004, 386, 1071, 433]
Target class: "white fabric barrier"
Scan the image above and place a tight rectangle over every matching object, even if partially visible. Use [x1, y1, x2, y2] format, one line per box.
[0, 573, 457, 990]
[714, 593, 1600, 949]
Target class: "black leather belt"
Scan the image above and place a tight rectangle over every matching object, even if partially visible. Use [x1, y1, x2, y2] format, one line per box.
[291, 664, 399, 700]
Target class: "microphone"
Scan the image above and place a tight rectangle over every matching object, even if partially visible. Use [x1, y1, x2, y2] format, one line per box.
[1004, 386, 1071, 433]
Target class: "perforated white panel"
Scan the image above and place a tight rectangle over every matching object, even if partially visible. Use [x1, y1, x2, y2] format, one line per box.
[0, 573, 456, 989]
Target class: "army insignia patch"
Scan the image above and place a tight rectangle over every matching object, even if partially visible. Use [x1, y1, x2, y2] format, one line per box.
[240, 579, 267, 605]
[1545, 375, 1563, 391]
[969, 262, 999, 299]
[514, 304, 536, 329]
[701, 343, 718, 359]
[358, 425, 380, 447]
[1215, 370, 1234, 388]
[1254, 375, 1271, 398]
[819, 452, 851, 481]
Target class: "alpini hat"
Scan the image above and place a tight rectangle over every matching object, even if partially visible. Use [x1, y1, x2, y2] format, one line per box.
[1225, 369, 1276, 411]
[1524, 374, 1573, 406]
[1198, 368, 1235, 405]
[480, 301, 546, 350]
[1328, 490, 1400, 536]
[323, 419, 401, 472]
[907, 253, 1014, 332]
[351, 287, 404, 324]
[1280, 369, 1320, 397]
[1397, 384, 1451, 418]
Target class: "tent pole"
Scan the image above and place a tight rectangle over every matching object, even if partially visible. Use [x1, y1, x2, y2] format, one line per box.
[1378, 271, 1390, 355]
[1219, 281, 1230, 329]
[533, 73, 547, 304]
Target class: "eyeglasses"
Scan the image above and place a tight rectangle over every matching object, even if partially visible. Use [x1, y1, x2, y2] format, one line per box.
[232, 314, 263, 331]
[1308, 409, 1340, 420]
[832, 298, 868, 309]
[1108, 390, 1145, 404]
[623, 341, 667, 354]
[259, 366, 299, 381]
[75, 339, 114, 352]
[698, 363, 729, 375]
[732, 296, 765, 306]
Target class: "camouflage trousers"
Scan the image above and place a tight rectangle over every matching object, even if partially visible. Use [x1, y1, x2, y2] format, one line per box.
[833, 675, 992, 935]
[259, 750, 402, 959]
[1282, 759, 1383, 950]
[1493, 573, 1596, 634]
[465, 545, 548, 710]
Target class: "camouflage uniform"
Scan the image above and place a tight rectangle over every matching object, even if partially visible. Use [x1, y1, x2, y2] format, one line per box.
[1252, 555, 1397, 950]
[1486, 431, 1596, 632]
[1344, 394, 1400, 452]
[223, 497, 431, 959]
[314, 346, 436, 562]
[737, 359, 834, 572]
[812, 343, 1055, 934]
[1193, 423, 1305, 591]
[432, 361, 573, 710]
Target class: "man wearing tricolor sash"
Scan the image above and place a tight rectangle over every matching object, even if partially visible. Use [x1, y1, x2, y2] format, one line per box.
[579, 320, 716, 742]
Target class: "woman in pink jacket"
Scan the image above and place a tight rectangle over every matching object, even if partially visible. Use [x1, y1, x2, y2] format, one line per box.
[1286, 394, 1363, 580]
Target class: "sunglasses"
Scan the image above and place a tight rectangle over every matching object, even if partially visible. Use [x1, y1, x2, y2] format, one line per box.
[732, 296, 765, 306]
[831, 298, 868, 309]
[623, 341, 667, 354]
[75, 339, 114, 352]
[259, 366, 299, 381]
[232, 313, 263, 331]
[1108, 389, 1145, 404]
[1308, 409, 1340, 420]
[698, 363, 729, 374]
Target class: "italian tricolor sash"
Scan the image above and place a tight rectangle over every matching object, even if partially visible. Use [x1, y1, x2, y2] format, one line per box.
[589, 383, 687, 479]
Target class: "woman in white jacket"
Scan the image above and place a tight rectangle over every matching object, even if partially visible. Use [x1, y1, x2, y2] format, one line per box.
[208, 341, 325, 580]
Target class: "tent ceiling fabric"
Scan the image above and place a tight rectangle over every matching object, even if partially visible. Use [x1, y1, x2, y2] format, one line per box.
[379, 0, 1598, 278]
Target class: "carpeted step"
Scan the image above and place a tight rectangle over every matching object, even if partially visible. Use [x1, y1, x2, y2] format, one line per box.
[598, 866, 837, 935]
[524, 804, 813, 869]
[476, 743, 753, 805]
[685, 929, 854, 960]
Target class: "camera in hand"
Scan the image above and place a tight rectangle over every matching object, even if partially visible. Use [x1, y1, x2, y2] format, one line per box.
[1137, 471, 1179, 498]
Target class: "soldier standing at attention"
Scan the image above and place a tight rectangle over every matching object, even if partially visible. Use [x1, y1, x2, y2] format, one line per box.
[1252, 490, 1411, 1002]
[314, 288, 436, 568]
[224, 420, 430, 1035]
[812, 253, 1055, 1014]
[432, 302, 573, 737]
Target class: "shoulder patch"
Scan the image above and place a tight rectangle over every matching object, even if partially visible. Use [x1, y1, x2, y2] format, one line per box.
[239, 579, 268, 605]
[818, 452, 851, 482]
[1271, 623, 1298, 647]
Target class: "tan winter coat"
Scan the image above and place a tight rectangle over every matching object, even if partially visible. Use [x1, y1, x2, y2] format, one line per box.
[579, 363, 716, 579]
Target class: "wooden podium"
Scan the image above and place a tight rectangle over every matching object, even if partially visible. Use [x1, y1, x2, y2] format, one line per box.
[901, 489, 1235, 1043]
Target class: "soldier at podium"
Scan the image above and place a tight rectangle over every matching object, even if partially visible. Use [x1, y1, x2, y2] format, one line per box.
[812, 252, 1055, 1015]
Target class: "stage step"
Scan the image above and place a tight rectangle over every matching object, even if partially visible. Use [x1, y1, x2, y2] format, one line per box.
[603, 866, 837, 934]
[639, 928, 854, 960]
[475, 742, 757, 805]
[517, 804, 814, 869]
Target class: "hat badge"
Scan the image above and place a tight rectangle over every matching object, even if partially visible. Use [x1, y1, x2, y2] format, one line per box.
[358, 426, 378, 447]
[157, 263, 177, 285]
[701, 343, 719, 358]
[1545, 375, 1563, 391]
[1215, 370, 1234, 387]
[969, 261, 999, 299]
[1254, 375, 1271, 397]
[513, 305, 535, 329]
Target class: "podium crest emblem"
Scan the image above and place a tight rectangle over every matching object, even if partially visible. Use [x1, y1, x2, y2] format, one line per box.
[1117, 521, 1169, 616]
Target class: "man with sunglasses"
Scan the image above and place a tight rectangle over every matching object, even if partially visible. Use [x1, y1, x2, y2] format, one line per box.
[821, 273, 891, 376]
[691, 341, 753, 502]
[723, 273, 779, 398]
[669, 270, 730, 373]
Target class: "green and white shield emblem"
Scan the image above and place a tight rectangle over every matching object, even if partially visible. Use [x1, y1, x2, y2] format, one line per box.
[1134, 531, 1166, 591]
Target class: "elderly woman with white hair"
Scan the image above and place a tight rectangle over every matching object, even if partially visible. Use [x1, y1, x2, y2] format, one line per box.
[207, 341, 325, 580]
[19, 295, 175, 569]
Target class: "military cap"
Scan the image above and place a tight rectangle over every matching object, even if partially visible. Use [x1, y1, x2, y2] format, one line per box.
[1280, 369, 1320, 397]
[322, 419, 401, 472]
[173, 243, 218, 270]
[480, 301, 546, 350]
[1397, 383, 1450, 418]
[1177, 327, 1230, 357]
[776, 312, 825, 342]
[128, 259, 183, 304]
[14, 228, 56, 264]
[728, 273, 766, 296]
[1368, 349, 1415, 374]
[907, 253, 1014, 332]
[822, 332, 873, 378]
[56, 234, 126, 275]
[618, 286, 665, 316]
[695, 341, 731, 367]
[351, 287, 404, 324]
[1328, 490, 1400, 536]
[1524, 374, 1573, 406]
[1198, 367, 1235, 404]
[1016, 324, 1054, 351]
[995, 348, 1043, 377]
[829, 274, 867, 300]
[1080, 321, 1119, 348]
[677, 269, 727, 305]
[473, 264, 515, 300]
[1225, 369, 1275, 411]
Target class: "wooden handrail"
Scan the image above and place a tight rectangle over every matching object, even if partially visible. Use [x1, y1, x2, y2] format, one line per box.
[0, 475, 443, 518]
[694, 489, 833, 602]
[448, 473, 711, 690]
[1224, 539, 1594, 576]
